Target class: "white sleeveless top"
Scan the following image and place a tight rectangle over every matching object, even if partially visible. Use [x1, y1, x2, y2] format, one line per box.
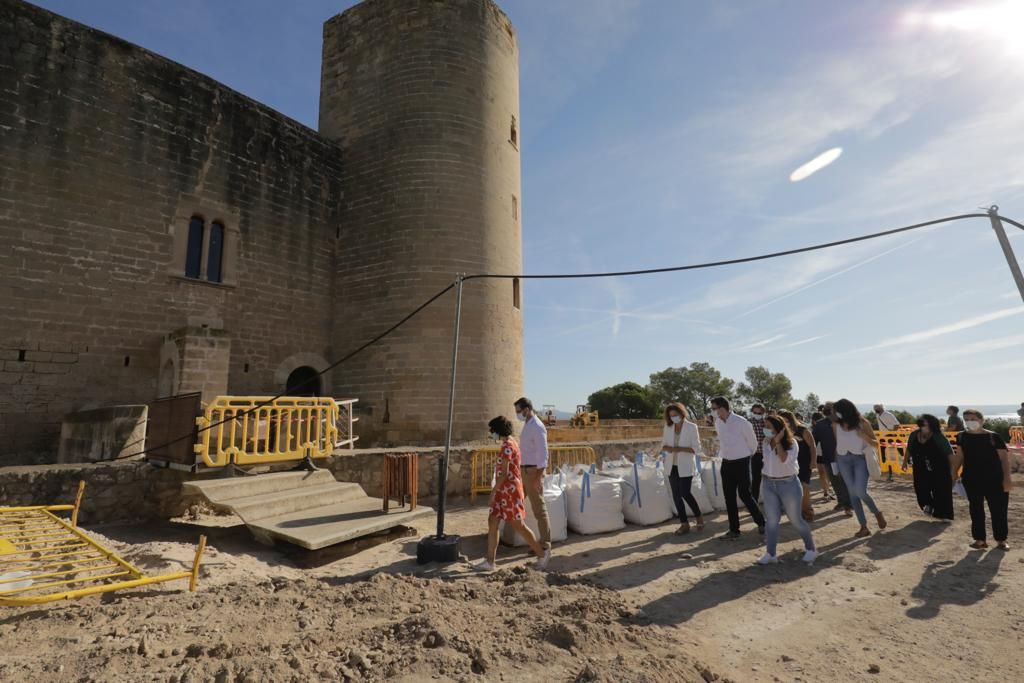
[835, 425, 867, 455]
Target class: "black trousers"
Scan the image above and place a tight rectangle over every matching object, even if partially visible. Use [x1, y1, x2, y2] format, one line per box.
[668, 466, 702, 523]
[965, 480, 1009, 542]
[911, 454, 954, 520]
[750, 453, 764, 501]
[721, 456, 765, 533]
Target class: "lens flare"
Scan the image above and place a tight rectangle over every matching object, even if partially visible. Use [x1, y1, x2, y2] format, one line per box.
[789, 147, 843, 182]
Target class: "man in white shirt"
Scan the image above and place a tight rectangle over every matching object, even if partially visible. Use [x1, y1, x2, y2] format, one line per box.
[711, 396, 766, 539]
[873, 405, 900, 431]
[515, 397, 551, 550]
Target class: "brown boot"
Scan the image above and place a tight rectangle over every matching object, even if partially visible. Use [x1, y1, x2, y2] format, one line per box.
[875, 511, 887, 530]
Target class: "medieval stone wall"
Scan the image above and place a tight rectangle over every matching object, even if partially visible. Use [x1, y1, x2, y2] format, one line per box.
[0, 0, 343, 464]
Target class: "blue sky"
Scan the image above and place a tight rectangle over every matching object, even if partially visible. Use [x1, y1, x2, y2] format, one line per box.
[35, 0, 1024, 409]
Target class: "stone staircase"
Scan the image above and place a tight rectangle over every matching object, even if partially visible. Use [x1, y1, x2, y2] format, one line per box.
[183, 470, 431, 550]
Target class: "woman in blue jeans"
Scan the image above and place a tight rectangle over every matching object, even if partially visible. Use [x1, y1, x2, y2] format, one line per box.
[757, 415, 818, 565]
[831, 398, 887, 538]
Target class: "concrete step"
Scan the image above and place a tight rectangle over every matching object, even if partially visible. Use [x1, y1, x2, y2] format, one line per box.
[183, 468, 433, 551]
[182, 470, 338, 504]
[249, 498, 434, 550]
[227, 482, 367, 521]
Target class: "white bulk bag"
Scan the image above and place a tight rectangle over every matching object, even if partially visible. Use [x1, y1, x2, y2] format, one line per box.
[698, 457, 728, 512]
[565, 466, 625, 535]
[501, 472, 569, 546]
[614, 453, 672, 526]
[664, 455, 713, 518]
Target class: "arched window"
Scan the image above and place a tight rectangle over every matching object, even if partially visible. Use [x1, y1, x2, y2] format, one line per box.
[184, 217, 204, 279]
[207, 221, 225, 283]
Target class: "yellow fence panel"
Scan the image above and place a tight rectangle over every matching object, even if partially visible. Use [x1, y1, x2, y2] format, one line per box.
[470, 446, 597, 500]
[1010, 426, 1023, 448]
[875, 430, 964, 476]
[194, 396, 357, 469]
[1, 482, 205, 606]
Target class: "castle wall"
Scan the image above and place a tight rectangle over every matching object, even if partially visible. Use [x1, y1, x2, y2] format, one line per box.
[0, 0, 343, 464]
[320, 0, 524, 445]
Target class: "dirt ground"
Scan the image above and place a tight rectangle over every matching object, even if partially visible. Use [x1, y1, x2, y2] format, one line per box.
[1, 480, 1021, 682]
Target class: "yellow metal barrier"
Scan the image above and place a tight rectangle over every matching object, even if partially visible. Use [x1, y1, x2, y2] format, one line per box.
[875, 430, 963, 476]
[1010, 426, 1024, 447]
[1, 482, 206, 606]
[470, 445, 597, 500]
[194, 396, 358, 468]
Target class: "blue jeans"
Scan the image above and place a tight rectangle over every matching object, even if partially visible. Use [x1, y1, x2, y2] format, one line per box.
[762, 475, 815, 557]
[836, 452, 880, 526]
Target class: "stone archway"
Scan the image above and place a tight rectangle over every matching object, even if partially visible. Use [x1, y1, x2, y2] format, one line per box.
[274, 352, 332, 396]
[285, 366, 321, 397]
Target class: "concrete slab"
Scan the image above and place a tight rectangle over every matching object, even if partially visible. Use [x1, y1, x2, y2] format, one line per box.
[250, 499, 434, 550]
[183, 470, 432, 550]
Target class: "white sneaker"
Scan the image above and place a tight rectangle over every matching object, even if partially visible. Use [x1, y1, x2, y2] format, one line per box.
[535, 549, 551, 570]
[472, 560, 496, 572]
[756, 553, 778, 565]
[802, 549, 819, 564]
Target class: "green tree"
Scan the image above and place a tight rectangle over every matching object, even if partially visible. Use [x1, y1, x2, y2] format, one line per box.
[587, 382, 661, 419]
[736, 366, 797, 412]
[799, 392, 822, 417]
[650, 362, 734, 417]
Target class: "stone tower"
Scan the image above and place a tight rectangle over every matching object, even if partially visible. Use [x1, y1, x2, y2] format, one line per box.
[320, 0, 524, 445]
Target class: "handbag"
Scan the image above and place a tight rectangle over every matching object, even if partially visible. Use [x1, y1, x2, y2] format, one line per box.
[864, 445, 883, 480]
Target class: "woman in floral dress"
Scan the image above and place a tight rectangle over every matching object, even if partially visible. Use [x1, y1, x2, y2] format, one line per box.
[474, 416, 549, 571]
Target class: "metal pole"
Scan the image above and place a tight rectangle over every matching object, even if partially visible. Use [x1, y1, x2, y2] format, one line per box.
[436, 275, 464, 538]
[988, 205, 1024, 305]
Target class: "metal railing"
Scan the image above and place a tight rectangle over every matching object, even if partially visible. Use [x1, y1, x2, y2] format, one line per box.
[470, 445, 597, 500]
[194, 396, 358, 469]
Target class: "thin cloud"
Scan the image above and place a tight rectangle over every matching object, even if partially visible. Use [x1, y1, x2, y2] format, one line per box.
[858, 306, 1024, 351]
[738, 334, 787, 350]
[778, 335, 829, 349]
[790, 147, 843, 182]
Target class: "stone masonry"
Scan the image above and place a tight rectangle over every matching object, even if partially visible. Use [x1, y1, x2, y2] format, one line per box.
[0, 0, 524, 465]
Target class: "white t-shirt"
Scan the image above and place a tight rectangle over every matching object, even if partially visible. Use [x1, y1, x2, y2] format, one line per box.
[762, 438, 800, 478]
[836, 425, 867, 456]
[661, 421, 702, 476]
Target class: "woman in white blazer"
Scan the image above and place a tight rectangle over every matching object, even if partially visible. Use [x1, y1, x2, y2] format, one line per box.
[661, 403, 706, 534]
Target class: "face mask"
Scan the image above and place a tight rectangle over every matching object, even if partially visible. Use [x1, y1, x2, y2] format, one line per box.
[751, 413, 764, 421]
[671, 415, 682, 424]
[490, 432, 500, 440]
[835, 412, 843, 419]
[763, 428, 775, 437]
[965, 420, 981, 431]
[516, 412, 526, 422]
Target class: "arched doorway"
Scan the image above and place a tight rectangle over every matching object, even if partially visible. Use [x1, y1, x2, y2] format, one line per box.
[285, 366, 321, 397]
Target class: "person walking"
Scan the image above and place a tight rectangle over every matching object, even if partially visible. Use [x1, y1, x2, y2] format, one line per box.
[778, 410, 815, 522]
[946, 406, 965, 432]
[711, 396, 765, 539]
[873, 404, 900, 431]
[475, 416, 549, 571]
[813, 403, 852, 516]
[1017, 402, 1024, 426]
[903, 414, 954, 523]
[756, 415, 818, 565]
[952, 410, 1012, 550]
[514, 397, 552, 552]
[810, 411, 833, 501]
[749, 404, 767, 503]
[660, 403, 705, 534]
[833, 399, 887, 538]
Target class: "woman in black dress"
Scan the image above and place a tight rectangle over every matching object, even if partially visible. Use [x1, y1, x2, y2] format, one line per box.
[902, 414, 954, 522]
[952, 410, 1012, 550]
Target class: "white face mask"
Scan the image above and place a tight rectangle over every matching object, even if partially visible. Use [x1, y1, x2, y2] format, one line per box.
[751, 413, 764, 421]
[965, 420, 982, 431]
[670, 415, 682, 424]
[763, 428, 775, 437]
[835, 412, 843, 419]
[490, 432, 500, 441]
[516, 412, 527, 422]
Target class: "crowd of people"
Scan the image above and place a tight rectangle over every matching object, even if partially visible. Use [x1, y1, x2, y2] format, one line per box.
[475, 396, 1014, 571]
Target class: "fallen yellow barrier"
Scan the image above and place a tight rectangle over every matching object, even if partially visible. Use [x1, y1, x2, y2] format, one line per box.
[0, 482, 205, 606]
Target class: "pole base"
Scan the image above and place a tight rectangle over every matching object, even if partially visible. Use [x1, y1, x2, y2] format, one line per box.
[416, 534, 462, 565]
